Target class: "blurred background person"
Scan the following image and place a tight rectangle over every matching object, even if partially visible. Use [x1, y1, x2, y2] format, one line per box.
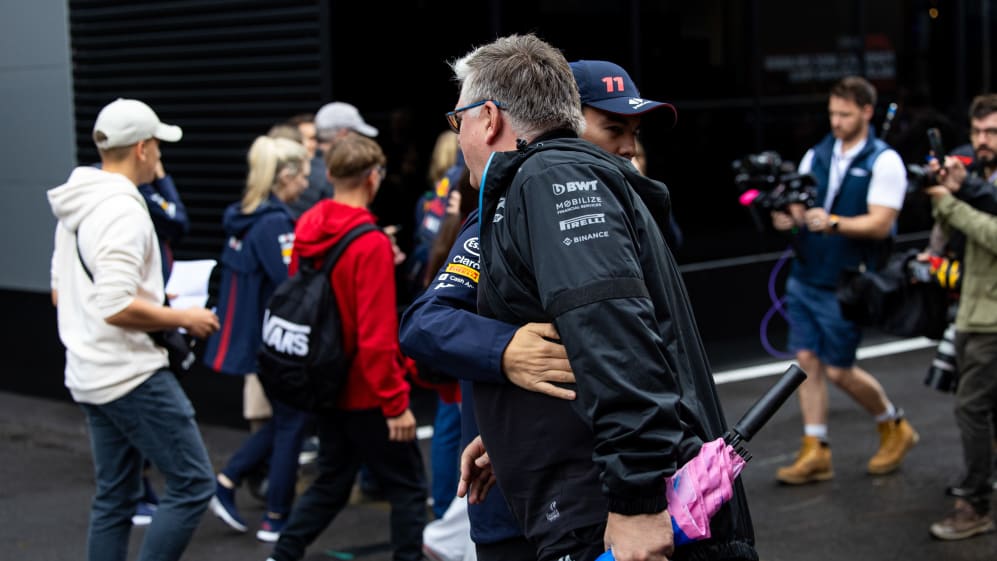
[770, 76, 916, 486]
[288, 101, 377, 218]
[923, 93, 997, 541]
[202, 135, 312, 543]
[267, 132, 427, 561]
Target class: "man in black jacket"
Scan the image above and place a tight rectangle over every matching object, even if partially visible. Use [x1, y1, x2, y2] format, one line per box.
[448, 33, 757, 561]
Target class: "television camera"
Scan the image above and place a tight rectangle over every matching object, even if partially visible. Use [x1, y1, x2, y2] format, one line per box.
[733, 151, 817, 212]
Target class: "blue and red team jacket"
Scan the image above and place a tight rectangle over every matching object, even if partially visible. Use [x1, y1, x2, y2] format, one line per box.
[94, 162, 188, 283]
[203, 195, 296, 376]
[398, 208, 525, 545]
[139, 174, 189, 282]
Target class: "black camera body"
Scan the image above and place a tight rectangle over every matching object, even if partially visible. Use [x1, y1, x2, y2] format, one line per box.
[906, 163, 940, 193]
[906, 127, 947, 193]
[733, 151, 818, 211]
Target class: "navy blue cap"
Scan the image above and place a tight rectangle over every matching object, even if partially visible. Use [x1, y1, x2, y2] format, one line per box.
[570, 60, 677, 126]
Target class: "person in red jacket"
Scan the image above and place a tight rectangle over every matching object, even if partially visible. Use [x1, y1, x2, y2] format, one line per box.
[267, 133, 427, 561]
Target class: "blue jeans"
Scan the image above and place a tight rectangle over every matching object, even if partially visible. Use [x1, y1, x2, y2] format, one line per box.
[430, 398, 461, 518]
[221, 397, 309, 516]
[80, 370, 214, 561]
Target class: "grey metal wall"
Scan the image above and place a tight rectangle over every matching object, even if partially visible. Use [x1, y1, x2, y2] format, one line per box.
[0, 0, 75, 292]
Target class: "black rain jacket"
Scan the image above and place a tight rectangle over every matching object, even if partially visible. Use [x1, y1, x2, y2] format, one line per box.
[475, 132, 756, 560]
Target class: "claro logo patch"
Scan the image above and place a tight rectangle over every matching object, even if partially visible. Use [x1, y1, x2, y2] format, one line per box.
[552, 180, 598, 196]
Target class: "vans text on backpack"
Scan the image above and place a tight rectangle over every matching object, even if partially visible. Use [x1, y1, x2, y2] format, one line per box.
[256, 222, 379, 412]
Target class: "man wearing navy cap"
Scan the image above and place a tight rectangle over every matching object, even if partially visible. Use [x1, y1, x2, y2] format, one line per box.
[401, 34, 756, 561]
[404, 59, 681, 561]
[570, 60, 683, 249]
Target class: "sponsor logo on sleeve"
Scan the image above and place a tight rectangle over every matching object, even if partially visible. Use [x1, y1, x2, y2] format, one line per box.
[462, 237, 479, 257]
[278, 233, 295, 265]
[446, 253, 480, 282]
[149, 193, 177, 217]
[493, 198, 505, 223]
[445, 263, 480, 282]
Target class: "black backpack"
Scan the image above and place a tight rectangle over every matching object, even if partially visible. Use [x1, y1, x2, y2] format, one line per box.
[256, 222, 379, 412]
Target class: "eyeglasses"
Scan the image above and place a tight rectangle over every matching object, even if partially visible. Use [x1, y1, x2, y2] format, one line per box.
[445, 100, 504, 133]
[970, 127, 997, 139]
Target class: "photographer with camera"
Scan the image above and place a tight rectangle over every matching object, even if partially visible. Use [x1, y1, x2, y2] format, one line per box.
[921, 93, 997, 541]
[769, 76, 917, 486]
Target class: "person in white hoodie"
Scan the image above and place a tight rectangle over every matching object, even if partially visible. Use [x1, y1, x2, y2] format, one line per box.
[48, 98, 220, 561]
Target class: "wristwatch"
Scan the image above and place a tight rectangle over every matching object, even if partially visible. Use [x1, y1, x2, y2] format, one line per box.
[829, 214, 840, 232]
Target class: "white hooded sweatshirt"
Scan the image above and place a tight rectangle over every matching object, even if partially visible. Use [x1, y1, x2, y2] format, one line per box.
[48, 166, 168, 404]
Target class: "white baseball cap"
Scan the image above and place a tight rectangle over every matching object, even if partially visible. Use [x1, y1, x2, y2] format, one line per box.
[314, 101, 378, 138]
[92, 98, 183, 149]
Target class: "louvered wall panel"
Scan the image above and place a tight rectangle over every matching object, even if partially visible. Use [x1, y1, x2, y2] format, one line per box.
[69, 0, 324, 259]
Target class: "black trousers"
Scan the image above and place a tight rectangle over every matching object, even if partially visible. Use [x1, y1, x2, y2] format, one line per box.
[954, 331, 997, 515]
[271, 408, 428, 561]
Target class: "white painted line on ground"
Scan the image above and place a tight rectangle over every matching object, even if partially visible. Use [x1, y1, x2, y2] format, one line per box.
[712, 336, 938, 385]
[417, 337, 940, 438]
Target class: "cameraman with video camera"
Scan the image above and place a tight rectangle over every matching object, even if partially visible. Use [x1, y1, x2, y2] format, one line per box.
[770, 76, 918, 486]
[922, 93, 997, 541]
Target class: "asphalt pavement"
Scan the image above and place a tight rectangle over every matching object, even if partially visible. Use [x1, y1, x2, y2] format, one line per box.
[1, 343, 995, 561]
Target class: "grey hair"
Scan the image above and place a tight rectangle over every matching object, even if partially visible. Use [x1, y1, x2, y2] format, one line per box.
[450, 33, 584, 141]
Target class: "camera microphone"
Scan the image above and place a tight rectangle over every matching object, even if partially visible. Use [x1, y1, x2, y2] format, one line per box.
[881, 102, 898, 138]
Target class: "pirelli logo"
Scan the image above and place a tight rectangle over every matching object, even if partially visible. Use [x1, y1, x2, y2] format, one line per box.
[559, 213, 606, 231]
[446, 263, 479, 282]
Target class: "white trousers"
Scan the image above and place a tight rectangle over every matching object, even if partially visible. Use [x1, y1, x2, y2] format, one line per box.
[423, 494, 477, 561]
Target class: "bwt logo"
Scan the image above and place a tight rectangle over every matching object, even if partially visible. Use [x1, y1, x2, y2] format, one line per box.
[261, 310, 310, 357]
[552, 180, 598, 196]
[559, 213, 606, 231]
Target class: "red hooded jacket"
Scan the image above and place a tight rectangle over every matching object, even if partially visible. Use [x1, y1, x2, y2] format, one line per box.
[291, 200, 410, 417]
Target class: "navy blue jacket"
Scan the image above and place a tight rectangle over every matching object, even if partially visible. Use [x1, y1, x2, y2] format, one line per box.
[138, 175, 189, 282]
[792, 133, 893, 288]
[398, 209, 524, 544]
[94, 163, 188, 282]
[203, 195, 295, 375]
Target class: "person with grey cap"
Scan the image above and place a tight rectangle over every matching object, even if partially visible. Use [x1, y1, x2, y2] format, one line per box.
[47, 98, 220, 561]
[287, 101, 379, 217]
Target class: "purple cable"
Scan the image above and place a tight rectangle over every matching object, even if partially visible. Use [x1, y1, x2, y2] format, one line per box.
[759, 247, 795, 359]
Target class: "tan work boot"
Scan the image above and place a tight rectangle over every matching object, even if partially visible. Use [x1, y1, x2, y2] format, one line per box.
[776, 435, 833, 484]
[868, 416, 919, 475]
